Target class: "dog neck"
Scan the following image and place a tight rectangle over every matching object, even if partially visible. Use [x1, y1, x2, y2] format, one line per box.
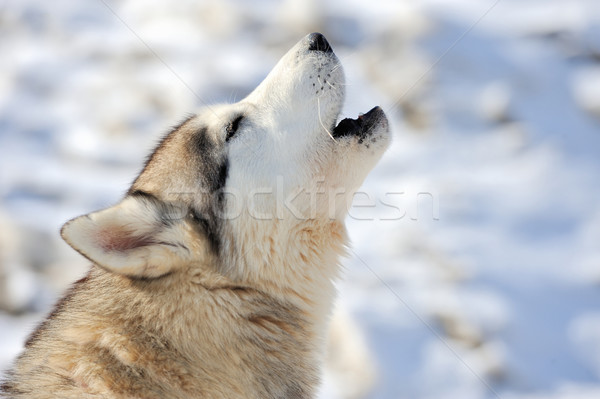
[223, 216, 348, 340]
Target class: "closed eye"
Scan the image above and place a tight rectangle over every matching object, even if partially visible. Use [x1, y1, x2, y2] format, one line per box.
[225, 115, 244, 142]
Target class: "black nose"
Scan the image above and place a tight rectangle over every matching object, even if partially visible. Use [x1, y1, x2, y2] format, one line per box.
[307, 32, 332, 53]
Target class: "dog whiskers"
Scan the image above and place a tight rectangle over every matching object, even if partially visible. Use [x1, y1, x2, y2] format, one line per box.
[317, 97, 336, 142]
[330, 63, 343, 73]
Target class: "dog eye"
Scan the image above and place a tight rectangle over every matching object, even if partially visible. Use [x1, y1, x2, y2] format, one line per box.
[225, 115, 244, 142]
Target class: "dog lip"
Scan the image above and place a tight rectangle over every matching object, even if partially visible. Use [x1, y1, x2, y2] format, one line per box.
[332, 106, 385, 139]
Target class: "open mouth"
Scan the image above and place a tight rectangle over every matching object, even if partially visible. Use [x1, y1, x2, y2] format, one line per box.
[332, 106, 386, 139]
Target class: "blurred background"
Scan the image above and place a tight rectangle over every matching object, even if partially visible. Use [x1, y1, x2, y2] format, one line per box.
[1, 0, 600, 398]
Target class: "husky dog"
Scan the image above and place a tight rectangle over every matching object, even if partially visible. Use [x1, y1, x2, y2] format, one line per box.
[1, 33, 389, 399]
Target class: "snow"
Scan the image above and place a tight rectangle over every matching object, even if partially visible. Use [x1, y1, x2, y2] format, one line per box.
[572, 67, 600, 118]
[1, 0, 600, 398]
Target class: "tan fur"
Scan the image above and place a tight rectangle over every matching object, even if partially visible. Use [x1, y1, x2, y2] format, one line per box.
[3, 219, 344, 398]
[2, 33, 389, 398]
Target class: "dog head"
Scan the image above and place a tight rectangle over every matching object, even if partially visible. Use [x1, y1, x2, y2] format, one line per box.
[61, 33, 390, 279]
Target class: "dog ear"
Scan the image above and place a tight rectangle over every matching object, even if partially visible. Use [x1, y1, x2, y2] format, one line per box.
[61, 195, 190, 278]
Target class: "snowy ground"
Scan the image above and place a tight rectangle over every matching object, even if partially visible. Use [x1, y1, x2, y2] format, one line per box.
[1, 0, 600, 398]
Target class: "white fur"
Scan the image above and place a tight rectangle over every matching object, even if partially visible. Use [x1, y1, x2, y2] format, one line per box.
[59, 34, 390, 397]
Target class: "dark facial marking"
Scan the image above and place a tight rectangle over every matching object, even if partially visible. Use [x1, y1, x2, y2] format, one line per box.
[225, 115, 244, 142]
[186, 126, 232, 254]
[130, 119, 231, 258]
[214, 160, 229, 195]
[188, 206, 221, 254]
